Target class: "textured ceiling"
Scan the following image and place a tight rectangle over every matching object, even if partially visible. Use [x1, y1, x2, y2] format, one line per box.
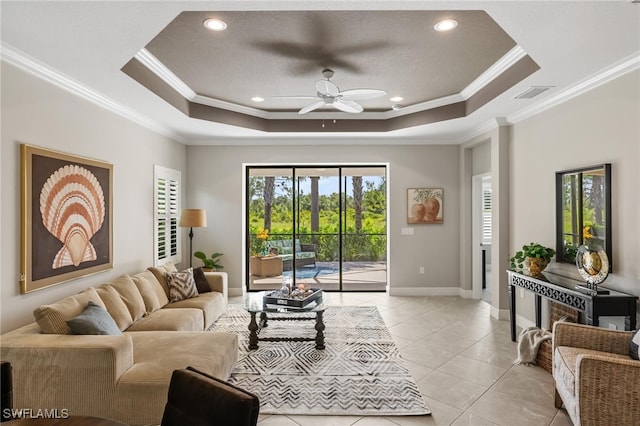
[143, 10, 517, 112]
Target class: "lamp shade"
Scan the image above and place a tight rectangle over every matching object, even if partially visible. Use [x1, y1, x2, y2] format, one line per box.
[179, 209, 207, 228]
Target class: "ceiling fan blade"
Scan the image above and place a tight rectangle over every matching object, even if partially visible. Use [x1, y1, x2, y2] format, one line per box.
[339, 89, 387, 101]
[299, 100, 325, 114]
[272, 96, 318, 100]
[333, 99, 363, 114]
[315, 79, 339, 97]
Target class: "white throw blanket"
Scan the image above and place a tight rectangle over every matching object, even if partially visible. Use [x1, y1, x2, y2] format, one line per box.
[515, 327, 552, 365]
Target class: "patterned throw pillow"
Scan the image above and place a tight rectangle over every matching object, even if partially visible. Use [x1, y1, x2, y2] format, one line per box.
[166, 268, 199, 302]
[631, 328, 640, 360]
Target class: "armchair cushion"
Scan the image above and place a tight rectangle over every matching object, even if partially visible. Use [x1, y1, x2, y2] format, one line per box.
[631, 328, 640, 360]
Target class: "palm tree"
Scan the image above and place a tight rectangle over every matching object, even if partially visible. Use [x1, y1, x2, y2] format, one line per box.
[264, 176, 275, 231]
[353, 176, 363, 232]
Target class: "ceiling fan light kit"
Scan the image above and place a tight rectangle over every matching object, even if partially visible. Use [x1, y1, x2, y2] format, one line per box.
[275, 68, 387, 115]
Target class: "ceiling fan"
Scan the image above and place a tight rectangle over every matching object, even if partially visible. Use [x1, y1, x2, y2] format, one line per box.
[274, 69, 386, 114]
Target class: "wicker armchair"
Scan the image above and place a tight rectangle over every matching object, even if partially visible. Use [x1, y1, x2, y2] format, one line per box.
[552, 322, 639, 425]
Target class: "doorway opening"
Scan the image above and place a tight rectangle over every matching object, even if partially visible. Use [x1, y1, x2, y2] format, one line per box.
[245, 165, 387, 292]
[472, 173, 492, 302]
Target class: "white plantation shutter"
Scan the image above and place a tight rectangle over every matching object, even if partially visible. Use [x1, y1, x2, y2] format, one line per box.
[154, 165, 181, 265]
[482, 186, 492, 245]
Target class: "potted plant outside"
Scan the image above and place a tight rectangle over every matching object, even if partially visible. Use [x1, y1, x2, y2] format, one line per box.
[510, 243, 555, 275]
[193, 251, 224, 271]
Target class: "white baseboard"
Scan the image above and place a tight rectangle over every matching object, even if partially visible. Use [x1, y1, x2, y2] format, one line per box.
[490, 306, 510, 321]
[389, 287, 462, 297]
[228, 287, 244, 297]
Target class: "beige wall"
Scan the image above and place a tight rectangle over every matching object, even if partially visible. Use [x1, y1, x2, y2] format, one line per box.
[0, 63, 186, 332]
[509, 70, 640, 325]
[185, 144, 461, 295]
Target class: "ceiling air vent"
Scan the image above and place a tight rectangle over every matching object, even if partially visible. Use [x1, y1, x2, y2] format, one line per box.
[515, 86, 554, 99]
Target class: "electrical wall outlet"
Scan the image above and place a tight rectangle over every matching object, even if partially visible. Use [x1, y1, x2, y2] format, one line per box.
[419, 266, 425, 274]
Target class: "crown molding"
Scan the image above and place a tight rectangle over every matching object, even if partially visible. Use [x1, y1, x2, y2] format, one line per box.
[507, 51, 640, 125]
[460, 45, 528, 99]
[1, 42, 185, 143]
[134, 45, 529, 121]
[461, 51, 640, 144]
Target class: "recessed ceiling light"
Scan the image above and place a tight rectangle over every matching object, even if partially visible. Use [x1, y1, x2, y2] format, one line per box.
[434, 19, 458, 32]
[390, 96, 404, 102]
[203, 18, 227, 31]
[251, 96, 264, 102]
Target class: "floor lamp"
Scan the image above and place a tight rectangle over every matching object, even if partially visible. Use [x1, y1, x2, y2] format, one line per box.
[179, 209, 207, 267]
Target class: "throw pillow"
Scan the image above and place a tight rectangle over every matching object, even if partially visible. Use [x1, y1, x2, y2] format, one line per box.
[193, 267, 212, 294]
[166, 268, 199, 302]
[66, 301, 122, 335]
[631, 328, 640, 360]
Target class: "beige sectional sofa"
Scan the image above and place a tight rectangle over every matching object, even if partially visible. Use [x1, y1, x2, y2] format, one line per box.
[0, 262, 237, 425]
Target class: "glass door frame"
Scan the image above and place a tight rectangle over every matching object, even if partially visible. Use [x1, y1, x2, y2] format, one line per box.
[243, 163, 388, 293]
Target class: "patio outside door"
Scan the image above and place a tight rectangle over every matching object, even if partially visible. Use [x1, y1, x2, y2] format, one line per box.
[246, 165, 386, 292]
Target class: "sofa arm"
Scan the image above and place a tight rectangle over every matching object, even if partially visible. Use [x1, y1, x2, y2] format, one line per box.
[553, 322, 633, 355]
[204, 271, 228, 303]
[576, 354, 640, 424]
[1, 325, 134, 417]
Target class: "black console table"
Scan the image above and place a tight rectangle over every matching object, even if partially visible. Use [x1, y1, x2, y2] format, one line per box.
[507, 269, 637, 342]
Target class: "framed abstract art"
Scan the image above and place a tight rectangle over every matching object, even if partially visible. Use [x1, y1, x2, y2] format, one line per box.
[20, 144, 113, 293]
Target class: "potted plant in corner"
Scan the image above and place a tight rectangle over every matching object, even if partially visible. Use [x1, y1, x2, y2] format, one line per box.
[510, 242, 555, 276]
[194, 251, 224, 272]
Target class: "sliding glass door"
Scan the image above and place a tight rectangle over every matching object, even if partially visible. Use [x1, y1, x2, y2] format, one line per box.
[246, 165, 386, 292]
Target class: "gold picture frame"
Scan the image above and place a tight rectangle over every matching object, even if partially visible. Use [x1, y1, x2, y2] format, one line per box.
[21, 144, 113, 293]
[407, 188, 443, 224]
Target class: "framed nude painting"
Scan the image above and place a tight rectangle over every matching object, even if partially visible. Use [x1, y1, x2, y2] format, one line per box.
[21, 144, 113, 293]
[407, 188, 443, 224]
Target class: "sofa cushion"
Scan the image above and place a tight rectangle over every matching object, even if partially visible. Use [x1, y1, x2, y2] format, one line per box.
[164, 292, 226, 330]
[193, 267, 211, 294]
[66, 301, 122, 335]
[108, 275, 146, 323]
[95, 284, 136, 331]
[113, 331, 238, 425]
[554, 346, 631, 396]
[131, 271, 169, 313]
[33, 287, 106, 334]
[166, 268, 199, 302]
[125, 308, 204, 332]
[147, 261, 178, 298]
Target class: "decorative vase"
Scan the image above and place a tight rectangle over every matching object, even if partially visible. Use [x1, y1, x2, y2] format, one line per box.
[424, 198, 440, 222]
[411, 203, 427, 222]
[527, 257, 549, 276]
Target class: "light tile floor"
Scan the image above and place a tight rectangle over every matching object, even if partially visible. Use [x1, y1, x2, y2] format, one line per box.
[229, 292, 573, 426]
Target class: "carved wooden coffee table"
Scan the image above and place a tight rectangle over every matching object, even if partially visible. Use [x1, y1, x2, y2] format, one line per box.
[243, 291, 327, 350]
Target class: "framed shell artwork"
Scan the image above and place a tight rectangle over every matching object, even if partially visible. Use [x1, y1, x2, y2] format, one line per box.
[20, 144, 113, 293]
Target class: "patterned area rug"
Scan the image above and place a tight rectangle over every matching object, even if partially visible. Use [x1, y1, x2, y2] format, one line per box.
[210, 305, 431, 416]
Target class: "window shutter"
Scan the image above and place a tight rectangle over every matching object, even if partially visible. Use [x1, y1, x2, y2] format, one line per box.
[154, 165, 181, 265]
[482, 188, 492, 245]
